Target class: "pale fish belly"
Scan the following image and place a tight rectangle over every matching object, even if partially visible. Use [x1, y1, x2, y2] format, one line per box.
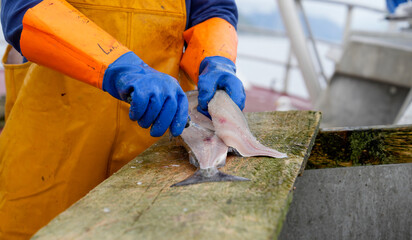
[208, 90, 287, 159]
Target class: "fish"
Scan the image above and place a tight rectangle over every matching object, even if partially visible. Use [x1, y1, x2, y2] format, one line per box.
[171, 121, 249, 187]
[208, 90, 287, 159]
[186, 91, 214, 130]
[171, 90, 286, 187]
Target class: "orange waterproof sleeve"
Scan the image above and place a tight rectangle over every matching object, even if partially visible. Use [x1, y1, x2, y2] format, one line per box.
[180, 17, 238, 84]
[20, 0, 130, 89]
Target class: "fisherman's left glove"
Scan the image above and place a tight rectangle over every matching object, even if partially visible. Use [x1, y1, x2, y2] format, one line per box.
[103, 52, 189, 137]
[19, 0, 188, 137]
[197, 56, 245, 117]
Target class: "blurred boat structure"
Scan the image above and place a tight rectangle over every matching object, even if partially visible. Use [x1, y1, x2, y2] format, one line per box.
[240, 0, 412, 127]
[239, 1, 412, 239]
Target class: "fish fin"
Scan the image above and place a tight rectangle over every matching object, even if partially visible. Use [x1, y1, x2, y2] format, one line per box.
[171, 168, 249, 187]
[228, 147, 242, 156]
[188, 152, 199, 168]
[216, 158, 227, 168]
[168, 132, 174, 142]
[230, 146, 288, 159]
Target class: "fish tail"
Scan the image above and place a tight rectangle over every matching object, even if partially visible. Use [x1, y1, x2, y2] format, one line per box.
[171, 168, 249, 187]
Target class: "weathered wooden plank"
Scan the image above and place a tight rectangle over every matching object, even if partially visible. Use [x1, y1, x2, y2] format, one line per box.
[307, 125, 412, 169]
[32, 111, 321, 240]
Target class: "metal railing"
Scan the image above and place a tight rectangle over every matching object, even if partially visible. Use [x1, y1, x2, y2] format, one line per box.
[237, 0, 388, 100]
[303, 0, 386, 14]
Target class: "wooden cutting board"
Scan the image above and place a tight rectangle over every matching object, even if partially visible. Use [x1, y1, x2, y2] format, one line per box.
[32, 111, 321, 240]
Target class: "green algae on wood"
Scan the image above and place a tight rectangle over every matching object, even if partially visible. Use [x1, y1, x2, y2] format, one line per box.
[307, 125, 412, 169]
[32, 111, 321, 240]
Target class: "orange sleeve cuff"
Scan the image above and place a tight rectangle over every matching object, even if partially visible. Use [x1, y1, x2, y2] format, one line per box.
[180, 17, 238, 84]
[20, 0, 129, 89]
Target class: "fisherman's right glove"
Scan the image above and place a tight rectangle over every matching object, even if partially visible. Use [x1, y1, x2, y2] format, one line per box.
[103, 52, 189, 137]
[197, 56, 245, 117]
[179, 17, 243, 118]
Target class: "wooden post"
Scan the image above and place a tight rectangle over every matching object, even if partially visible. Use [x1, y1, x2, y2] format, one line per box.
[32, 111, 321, 240]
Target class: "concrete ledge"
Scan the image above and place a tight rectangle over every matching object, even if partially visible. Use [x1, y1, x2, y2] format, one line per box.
[280, 163, 412, 240]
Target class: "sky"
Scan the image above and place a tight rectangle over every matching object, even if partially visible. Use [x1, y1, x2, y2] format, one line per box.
[236, 0, 390, 31]
[236, 0, 386, 14]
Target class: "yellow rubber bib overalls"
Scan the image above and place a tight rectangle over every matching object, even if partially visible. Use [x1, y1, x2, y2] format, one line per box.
[0, 0, 193, 238]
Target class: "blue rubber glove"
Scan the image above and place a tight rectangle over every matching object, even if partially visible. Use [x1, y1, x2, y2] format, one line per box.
[102, 52, 188, 137]
[386, 0, 407, 13]
[197, 56, 246, 117]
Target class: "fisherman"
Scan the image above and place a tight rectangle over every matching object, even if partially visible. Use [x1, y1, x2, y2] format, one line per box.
[386, 0, 409, 13]
[0, 0, 245, 238]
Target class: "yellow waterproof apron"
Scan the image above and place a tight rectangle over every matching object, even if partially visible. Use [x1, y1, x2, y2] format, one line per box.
[0, 1, 194, 238]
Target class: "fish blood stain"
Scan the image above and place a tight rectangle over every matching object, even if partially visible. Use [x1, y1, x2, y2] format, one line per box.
[203, 137, 212, 142]
[219, 118, 227, 124]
